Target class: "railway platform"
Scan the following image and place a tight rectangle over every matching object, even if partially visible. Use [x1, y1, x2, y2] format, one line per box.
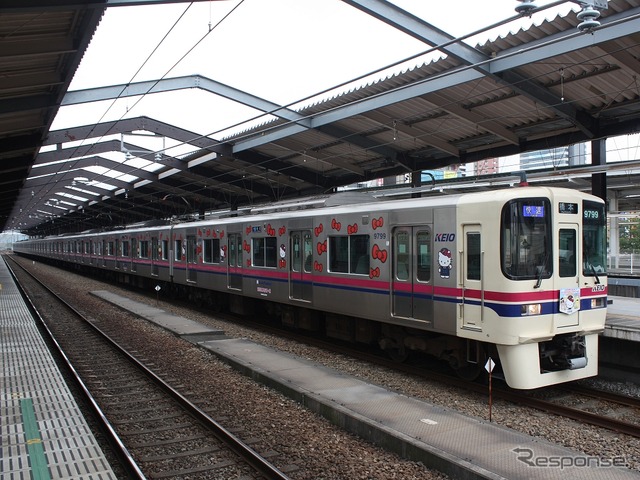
[605, 296, 640, 342]
[0, 259, 117, 479]
[91, 289, 639, 480]
[600, 296, 640, 381]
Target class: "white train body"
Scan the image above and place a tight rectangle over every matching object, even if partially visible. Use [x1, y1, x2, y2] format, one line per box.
[14, 186, 608, 389]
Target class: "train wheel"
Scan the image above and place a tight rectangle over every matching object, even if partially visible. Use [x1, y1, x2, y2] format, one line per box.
[454, 361, 484, 381]
[454, 342, 487, 382]
[387, 346, 409, 363]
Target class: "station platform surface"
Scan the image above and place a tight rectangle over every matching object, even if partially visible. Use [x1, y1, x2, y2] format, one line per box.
[605, 295, 640, 341]
[0, 260, 117, 479]
[91, 289, 639, 480]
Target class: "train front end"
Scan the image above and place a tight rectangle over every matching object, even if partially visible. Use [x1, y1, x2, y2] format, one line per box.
[458, 187, 607, 389]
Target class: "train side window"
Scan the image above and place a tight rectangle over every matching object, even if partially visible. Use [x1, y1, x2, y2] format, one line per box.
[416, 230, 431, 282]
[292, 233, 302, 272]
[351, 235, 370, 274]
[467, 232, 481, 281]
[583, 200, 607, 276]
[329, 235, 369, 274]
[140, 240, 150, 259]
[152, 238, 159, 261]
[122, 240, 130, 257]
[252, 237, 277, 268]
[203, 238, 221, 264]
[162, 239, 169, 260]
[175, 239, 183, 261]
[186, 236, 197, 264]
[394, 230, 410, 280]
[303, 232, 313, 272]
[252, 238, 264, 266]
[559, 229, 576, 277]
[265, 237, 277, 267]
[228, 234, 238, 266]
[329, 236, 349, 273]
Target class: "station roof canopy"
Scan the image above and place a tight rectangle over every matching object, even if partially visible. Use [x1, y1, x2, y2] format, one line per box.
[2, 0, 640, 237]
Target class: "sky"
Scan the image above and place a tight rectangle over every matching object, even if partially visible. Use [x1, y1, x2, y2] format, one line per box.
[43, 0, 640, 169]
[49, 0, 582, 155]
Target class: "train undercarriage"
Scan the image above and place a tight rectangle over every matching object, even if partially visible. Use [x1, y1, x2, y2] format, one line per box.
[34, 257, 587, 386]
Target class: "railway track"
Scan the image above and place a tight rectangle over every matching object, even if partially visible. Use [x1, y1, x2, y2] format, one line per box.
[9, 253, 640, 476]
[7, 257, 292, 480]
[219, 312, 640, 439]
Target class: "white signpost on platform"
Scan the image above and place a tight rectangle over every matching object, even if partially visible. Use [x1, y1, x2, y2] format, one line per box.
[485, 357, 496, 422]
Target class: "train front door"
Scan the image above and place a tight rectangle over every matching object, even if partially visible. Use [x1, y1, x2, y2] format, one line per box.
[130, 238, 137, 273]
[186, 234, 197, 283]
[391, 227, 433, 323]
[556, 223, 580, 327]
[151, 237, 159, 276]
[460, 225, 482, 330]
[227, 233, 243, 291]
[290, 230, 313, 302]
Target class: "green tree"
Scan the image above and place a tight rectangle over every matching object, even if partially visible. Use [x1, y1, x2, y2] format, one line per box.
[619, 218, 640, 253]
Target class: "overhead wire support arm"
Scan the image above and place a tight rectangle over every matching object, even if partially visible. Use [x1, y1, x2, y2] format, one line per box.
[344, 0, 599, 139]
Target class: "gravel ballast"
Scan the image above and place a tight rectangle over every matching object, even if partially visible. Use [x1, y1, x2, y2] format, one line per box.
[12, 256, 640, 477]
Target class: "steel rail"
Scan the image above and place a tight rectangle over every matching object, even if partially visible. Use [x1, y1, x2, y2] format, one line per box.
[6, 255, 292, 480]
[4, 256, 147, 480]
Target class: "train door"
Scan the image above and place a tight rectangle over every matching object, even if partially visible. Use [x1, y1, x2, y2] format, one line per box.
[227, 233, 243, 291]
[131, 238, 137, 273]
[391, 227, 433, 323]
[151, 236, 159, 276]
[460, 225, 483, 330]
[186, 234, 197, 283]
[115, 239, 121, 270]
[290, 230, 313, 302]
[556, 223, 579, 327]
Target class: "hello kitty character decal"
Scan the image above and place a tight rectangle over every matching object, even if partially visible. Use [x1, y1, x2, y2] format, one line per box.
[559, 287, 580, 314]
[438, 247, 452, 279]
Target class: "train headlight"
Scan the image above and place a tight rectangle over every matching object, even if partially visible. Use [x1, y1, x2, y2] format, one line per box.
[521, 303, 541, 316]
[591, 297, 605, 308]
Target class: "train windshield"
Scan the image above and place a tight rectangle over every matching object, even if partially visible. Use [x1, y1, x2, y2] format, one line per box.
[501, 198, 552, 280]
[583, 200, 607, 278]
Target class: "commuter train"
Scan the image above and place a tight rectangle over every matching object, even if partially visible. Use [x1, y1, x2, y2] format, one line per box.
[14, 184, 608, 389]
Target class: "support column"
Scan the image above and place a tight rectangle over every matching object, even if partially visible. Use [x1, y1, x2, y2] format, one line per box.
[411, 170, 422, 198]
[591, 139, 607, 202]
[609, 193, 619, 270]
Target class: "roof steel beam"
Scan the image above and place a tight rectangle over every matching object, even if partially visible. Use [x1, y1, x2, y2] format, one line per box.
[62, 75, 310, 128]
[0, 37, 76, 58]
[343, 0, 596, 139]
[44, 117, 297, 193]
[43, 116, 232, 156]
[362, 110, 460, 157]
[598, 42, 640, 76]
[0, 1, 214, 11]
[423, 92, 519, 145]
[0, 93, 58, 115]
[27, 159, 132, 190]
[234, 8, 640, 153]
[40, 127, 275, 201]
[0, 72, 63, 92]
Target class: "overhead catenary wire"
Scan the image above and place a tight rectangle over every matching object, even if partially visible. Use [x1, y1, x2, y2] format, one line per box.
[31, 1, 246, 217]
[33, 30, 640, 227]
[22, 2, 640, 232]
